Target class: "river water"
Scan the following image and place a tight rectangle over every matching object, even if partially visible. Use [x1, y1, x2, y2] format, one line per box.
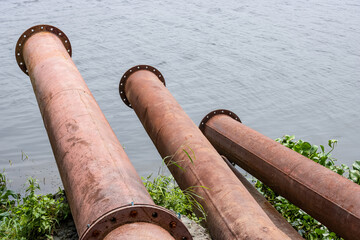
[0, 0, 359, 193]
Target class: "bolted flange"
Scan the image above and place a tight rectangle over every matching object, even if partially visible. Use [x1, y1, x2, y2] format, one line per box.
[199, 109, 241, 132]
[80, 203, 192, 240]
[15, 24, 72, 75]
[119, 65, 165, 108]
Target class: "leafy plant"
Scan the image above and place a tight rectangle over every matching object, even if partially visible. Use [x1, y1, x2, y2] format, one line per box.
[0, 176, 70, 240]
[255, 135, 360, 239]
[143, 174, 206, 223]
[143, 146, 207, 223]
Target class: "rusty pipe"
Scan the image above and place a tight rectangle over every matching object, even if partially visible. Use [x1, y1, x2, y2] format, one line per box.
[200, 109, 360, 239]
[221, 156, 302, 239]
[15, 25, 191, 240]
[119, 65, 294, 240]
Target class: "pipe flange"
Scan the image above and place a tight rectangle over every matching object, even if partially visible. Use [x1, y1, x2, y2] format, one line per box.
[15, 24, 72, 75]
[199, 109, 241, 132]
[81, 203, 192, 240]
[119, 65, 166, 108]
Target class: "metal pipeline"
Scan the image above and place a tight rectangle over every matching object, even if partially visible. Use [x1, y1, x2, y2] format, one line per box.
[15, 25, 191, 240]
[200, 109, 360, 239]
[221, 156, 302, 240]
[119, 65, 294, 240]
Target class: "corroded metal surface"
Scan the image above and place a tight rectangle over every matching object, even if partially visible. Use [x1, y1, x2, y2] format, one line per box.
[221, 156, 302, 240]
[104, 222, 175, 240]
[16, 25, 190, 240]
[119, 66, 292, 240]
[201, 110, 360, 240]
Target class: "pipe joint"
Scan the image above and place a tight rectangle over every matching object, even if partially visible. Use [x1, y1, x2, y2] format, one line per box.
[119, 65, 165, 108]
[199, 109, 241, 132]
[15, 25, 72, 75]
[81, 204, 191, 240]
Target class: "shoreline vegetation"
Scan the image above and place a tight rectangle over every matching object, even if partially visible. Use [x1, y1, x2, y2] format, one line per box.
[0, 135, 359, 239]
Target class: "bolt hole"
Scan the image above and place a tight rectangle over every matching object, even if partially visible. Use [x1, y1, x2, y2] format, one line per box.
[110, 217, 116, 222]
[152, 212, 158, 218]
[31, 29, 34, 32]
[65, 40, 68, 43]
[20, 62, 23, 65]
[201, 122, 204, 125]
[129, 104, 131, 107]
[206, 116, 209, 118]
[23, 35, 26, 38]
[17, 53, 20, 56]
[120, 83, 123, 86]
[123, 98, 126, 101]
[229, 113, 232, 115]
[41, 26, 44, 29]
[137, 66, 140, 69]
[120, 91, 123, 94]
[130, 210, 138, 218]
[59, 32, 62, 35]
[222, 111, 224, 113]
[67, 49, 70, 52]
[169, 221, 177, 228]
[50, 28, 53, 31]
[214, 112, 216, 114]
[159, 75, 161, 77]
[145, 66, 148, 69]
[26, 69, 28, 72]
[130, 70, 132, 72]
[153, 69, 155, 72]
[182, 237, 188, 240]
[18, 43, 21, 46]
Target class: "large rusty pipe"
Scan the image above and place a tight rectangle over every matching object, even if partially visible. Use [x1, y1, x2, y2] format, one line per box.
[119, 65, 294, 240]
[221, 156, 302, 240]
[200, 109, 360, 239]
[15, 25, 191, 240]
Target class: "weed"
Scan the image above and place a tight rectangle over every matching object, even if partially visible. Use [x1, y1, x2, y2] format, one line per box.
[0, 174, 70, 240]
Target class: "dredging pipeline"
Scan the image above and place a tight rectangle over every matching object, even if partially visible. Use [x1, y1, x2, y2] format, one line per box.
[200, 109, 360, 240]
[15, 25, 191, 240]
[119, 65, 295, 240]
[221, 156, 302, 239]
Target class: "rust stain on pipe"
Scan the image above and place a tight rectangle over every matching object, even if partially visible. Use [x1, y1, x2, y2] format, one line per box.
[16, 25, 190, 240]
[119, 65, 293, 240]
[200, 109, 360, 240]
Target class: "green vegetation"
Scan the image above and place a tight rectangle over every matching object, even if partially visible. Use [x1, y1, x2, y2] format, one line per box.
[143, 146, 207, 223]
[0, 175, 69, 240]
[143, 174, 206, 223]
[255, 135, 360, 239]
[1, 136, 359, 239]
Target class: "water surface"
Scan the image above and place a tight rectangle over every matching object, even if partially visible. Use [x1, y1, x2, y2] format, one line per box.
[0, 0, 359, 193]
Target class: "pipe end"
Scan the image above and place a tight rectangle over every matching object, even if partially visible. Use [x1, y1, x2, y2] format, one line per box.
[15, 25, 72, 75]
[199, 109, 241, 132]
[80, 204, 192, 240]
[119, 65, 166, 108]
